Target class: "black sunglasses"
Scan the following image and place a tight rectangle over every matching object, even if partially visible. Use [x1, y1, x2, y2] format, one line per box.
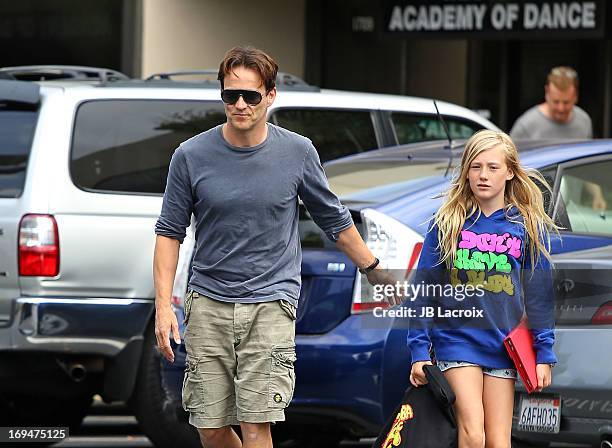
[221, 89, 264, 105]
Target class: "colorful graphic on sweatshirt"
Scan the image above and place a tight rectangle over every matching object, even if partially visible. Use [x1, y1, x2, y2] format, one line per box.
[452, 230, 523, 296]
[451, 268, 514, 295]
[458, 230, 522, 258]
[381, 404, 414, 448]
[455, 248, 511, 272]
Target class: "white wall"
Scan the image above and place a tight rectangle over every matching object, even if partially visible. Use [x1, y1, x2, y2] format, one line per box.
[141, 0, 305, 79]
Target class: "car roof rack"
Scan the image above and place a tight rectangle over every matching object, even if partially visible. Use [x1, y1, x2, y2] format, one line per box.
[0, 65, 130, 82]
[143, 70, 319, 91]
[144, 70, 219, 87]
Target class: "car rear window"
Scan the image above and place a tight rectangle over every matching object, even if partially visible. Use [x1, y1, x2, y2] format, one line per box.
[299, 158, 455, 251]
[0, 102, 38, 198]
[391, 113, 482, 144]
[325, 159, 458, 202]
[271, 108, 378, 163]
[71, 100, 226, 194]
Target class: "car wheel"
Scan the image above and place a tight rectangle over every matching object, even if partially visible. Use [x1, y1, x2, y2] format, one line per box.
[130, 324, 201, 448]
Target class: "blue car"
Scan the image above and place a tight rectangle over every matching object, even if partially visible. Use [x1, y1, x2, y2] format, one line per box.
[156, 139, 612, 448]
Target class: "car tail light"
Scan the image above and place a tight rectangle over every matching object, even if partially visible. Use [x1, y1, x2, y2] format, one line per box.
[18, 214, 60, 277]
[351, 273, 391, 314]
[591, 302, 612, 325]
[351, 209, 424, 315]
[405, 242, 423, 278]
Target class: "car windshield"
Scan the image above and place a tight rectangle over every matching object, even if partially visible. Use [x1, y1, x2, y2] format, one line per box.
[325, 158, 459, 204]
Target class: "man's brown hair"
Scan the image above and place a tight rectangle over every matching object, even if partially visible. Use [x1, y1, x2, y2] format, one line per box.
[547, 66, 579, 91]
[218, 46, 278, 92]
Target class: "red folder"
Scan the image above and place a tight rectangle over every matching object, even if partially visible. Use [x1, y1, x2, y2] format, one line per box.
[504, 319, 538, 394]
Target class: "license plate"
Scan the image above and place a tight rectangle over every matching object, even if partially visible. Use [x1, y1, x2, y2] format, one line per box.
[517, 394, 561, 433]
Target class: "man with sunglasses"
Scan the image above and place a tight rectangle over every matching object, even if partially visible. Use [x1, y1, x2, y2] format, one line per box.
[153, 46, 394, 448]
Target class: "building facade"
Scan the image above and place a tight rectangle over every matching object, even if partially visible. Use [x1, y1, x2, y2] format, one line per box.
[306, 0, 611, 135]
[1, 0, 610, 136]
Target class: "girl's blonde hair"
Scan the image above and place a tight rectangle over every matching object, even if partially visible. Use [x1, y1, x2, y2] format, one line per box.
[433, 130, 559, 269]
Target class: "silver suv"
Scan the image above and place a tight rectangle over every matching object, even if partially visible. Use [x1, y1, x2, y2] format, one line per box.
[0, 65, 498, 443]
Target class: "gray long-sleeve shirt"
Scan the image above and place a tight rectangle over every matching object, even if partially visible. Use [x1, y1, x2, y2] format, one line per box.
[155, 124, 353, 306]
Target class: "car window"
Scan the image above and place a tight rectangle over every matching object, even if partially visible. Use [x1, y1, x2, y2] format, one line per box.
[71, 100, 226, 194]
[391, 113, 482, 144]
[556, 159, 612, 236]
[0, 102, 38, 198]
[299, 205, 363, 250]
[536, 166, 557, 216]
[299, 206, 337, 250]
[271, 108, 377, 163]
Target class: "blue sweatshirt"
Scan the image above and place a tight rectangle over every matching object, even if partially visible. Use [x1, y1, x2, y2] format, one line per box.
[407, 207, 557, 368]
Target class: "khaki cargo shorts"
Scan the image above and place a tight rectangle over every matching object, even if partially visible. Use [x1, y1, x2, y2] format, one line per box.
[182, 290, 297, 428]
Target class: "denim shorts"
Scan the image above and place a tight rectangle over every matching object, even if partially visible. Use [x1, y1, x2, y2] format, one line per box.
[437, 360, 517, 379]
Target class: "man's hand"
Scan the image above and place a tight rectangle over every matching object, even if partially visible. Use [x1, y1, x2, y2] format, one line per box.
[365, 266, 403, 306]
[153, 235, 181, 362]
[410, 360, 433, 387]
[592, 194, 607, 212]
[536, 363, 553, 392]
[333, 226, 403, 305]
[155, 305, 181, 363]
[585, 182, 607, 211]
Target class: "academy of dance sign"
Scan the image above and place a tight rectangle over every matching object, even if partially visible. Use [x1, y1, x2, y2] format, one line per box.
[384, 1, 604, 38]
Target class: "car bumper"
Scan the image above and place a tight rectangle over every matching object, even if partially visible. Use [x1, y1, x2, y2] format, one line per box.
[512, 327, 612, 446]
[0, 297, 154, 357]
[513, 416, 612, 445]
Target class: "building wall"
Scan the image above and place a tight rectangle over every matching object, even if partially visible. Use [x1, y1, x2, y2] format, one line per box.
[141, 0, 305, 78]
[304, 1, 468, 106]
[0, 0, 123, 69]
[405, 40, 468, 106]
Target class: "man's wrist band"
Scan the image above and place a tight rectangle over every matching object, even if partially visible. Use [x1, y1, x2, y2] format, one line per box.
[359, 257, 380, 274]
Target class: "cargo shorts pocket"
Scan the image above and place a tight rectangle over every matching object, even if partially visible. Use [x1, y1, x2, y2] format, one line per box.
[183, 290, 197, 326]
[279, 300, 297, 321]
[182, 355, 205, 412]
[268, 345, 297, 409]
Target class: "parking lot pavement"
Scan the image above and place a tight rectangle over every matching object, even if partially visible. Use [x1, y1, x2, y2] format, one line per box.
[52, 400, 151, 448]
[49, 398, 590, 448]
[48, 397, 374, 448]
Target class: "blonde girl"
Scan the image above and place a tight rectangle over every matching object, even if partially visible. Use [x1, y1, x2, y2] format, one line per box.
[407, 130, 559, 448]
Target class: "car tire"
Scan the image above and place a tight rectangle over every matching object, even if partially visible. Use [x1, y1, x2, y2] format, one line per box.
[130, 324, 201, 448]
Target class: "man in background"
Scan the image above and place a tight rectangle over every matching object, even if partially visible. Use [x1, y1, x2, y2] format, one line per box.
[510, 66, 592, 140]
[510, 66, 604, 210]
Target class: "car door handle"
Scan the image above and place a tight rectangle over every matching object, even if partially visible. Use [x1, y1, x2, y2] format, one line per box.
[557, 278, 575, 293]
